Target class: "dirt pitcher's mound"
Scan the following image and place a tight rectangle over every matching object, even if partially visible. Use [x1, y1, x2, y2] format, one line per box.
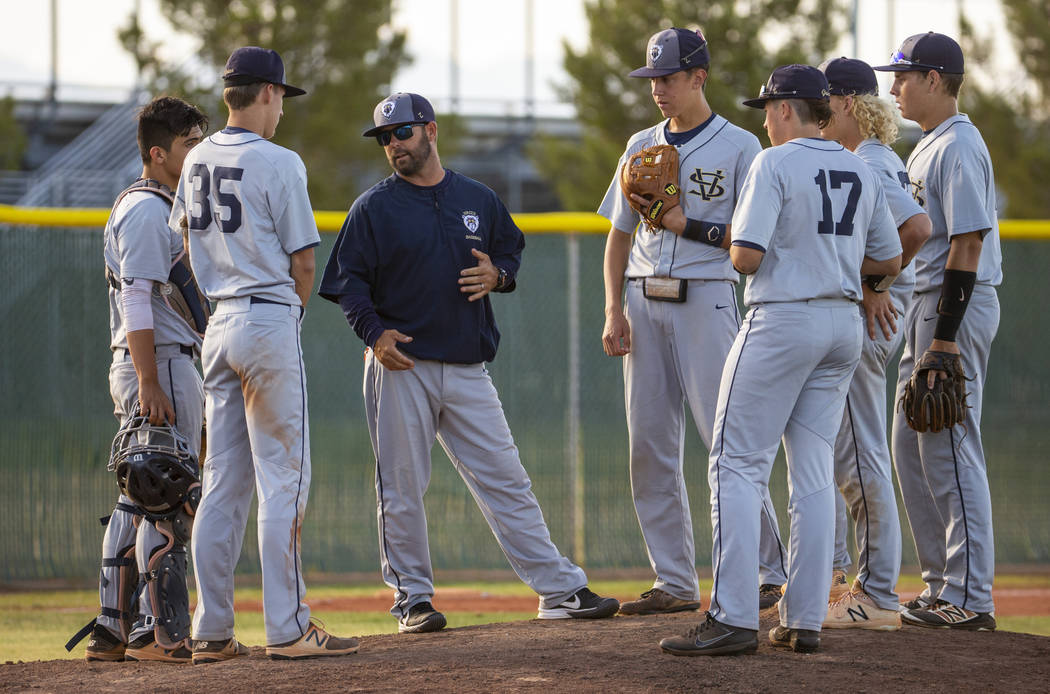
[3, 611, 1049, 693]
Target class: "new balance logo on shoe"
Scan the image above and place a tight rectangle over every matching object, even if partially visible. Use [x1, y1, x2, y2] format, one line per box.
[846, 605, 868, 622]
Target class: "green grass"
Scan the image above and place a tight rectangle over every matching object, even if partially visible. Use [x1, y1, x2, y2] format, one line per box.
[4, 577, 1048, 664]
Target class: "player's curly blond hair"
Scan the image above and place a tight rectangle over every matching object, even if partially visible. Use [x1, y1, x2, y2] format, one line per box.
[847, 93, 899, 145]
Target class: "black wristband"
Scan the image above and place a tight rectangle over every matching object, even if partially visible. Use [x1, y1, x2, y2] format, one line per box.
[932, 269, 977, 342]
[682, 218, 727, 247]
[865, 275, 887, 293]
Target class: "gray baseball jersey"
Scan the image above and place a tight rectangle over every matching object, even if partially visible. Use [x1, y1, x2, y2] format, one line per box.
[104, 191, 201, 351]
[830, 138, 925, 611]
[709, 136, 901, 633]
[597, 116, 789, 603]
[170, 128, 320, 645]
[172, 129, 320, 304]
[892, 113, 1001, 614]
[906, 114, 1002, 293]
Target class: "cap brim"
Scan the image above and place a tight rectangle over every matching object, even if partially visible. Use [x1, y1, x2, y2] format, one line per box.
[281, 83, 306, 97]
[628, 66, 683, 78]
[741, 96, 770, 109]
[361, 120, 422, 138]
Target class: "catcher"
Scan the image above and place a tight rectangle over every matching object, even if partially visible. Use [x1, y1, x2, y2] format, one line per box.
[598, 26, 789, 617]
[66, 96, 209, 664]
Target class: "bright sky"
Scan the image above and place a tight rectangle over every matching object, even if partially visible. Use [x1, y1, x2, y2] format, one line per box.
[0, 0, 1019, 115]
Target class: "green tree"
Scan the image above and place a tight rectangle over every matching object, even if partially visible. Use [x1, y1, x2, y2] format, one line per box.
[120, 0, 411, 209]
[958, 7, 1050, 219]
[532, 0, 846, 211]
[0, 95, 27, 170]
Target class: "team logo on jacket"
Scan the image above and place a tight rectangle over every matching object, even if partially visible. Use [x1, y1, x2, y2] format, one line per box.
[381, 101, 396, 117]
[462, 211, 481, 240]
[688, 168, 727, 201]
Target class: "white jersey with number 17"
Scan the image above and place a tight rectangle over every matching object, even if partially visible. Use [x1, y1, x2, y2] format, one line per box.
[732, 137, 901, 306]
[169, 129, 320, 305]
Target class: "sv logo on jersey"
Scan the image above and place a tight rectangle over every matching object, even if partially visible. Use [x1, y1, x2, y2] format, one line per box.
[462, 211, 481, 240]
[910, 178, 927, 208]
[688, 169, 727, 201]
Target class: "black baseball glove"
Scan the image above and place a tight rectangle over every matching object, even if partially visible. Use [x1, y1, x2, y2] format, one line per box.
[900, 349, 969, 433]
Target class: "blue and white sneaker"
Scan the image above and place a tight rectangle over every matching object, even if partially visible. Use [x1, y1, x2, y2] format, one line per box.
[537, 587, 619, 619]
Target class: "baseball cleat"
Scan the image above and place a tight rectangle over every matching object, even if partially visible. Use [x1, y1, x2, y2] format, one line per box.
[823, 588, 901, 630]
[829, 570, 849, 602]
[537, 587, 619, 619]
[768, 624, 821, 653]
[901, 602, 996, 631]
[398, 601, 447, 634]
[267, 620, 359, 659]
[899, 594, 937, 613]
[618, 588, 700, 616]
[759, 584, 783, 610]
[85, 623, 126, 662]
[191, 637, 250, 664]
[659, 612, 758, 657]
[124, 633, 192, 663]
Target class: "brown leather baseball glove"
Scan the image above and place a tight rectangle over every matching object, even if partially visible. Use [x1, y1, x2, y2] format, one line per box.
[900, 349, 969, 433]
[620, 144, 680, 231]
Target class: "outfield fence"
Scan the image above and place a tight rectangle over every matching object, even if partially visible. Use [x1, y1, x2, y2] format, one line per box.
[1, 205, 1047, 583]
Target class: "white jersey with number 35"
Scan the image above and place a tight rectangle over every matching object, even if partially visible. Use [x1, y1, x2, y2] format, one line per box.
[169, 129, 320, 305]
[732, 137, 901, 306]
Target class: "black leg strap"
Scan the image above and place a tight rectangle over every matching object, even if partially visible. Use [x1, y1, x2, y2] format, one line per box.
[99, 502, 145, 526]
[65, 618, 97, 652]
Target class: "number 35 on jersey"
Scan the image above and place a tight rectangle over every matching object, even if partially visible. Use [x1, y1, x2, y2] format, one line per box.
[188, 164, 245, 234]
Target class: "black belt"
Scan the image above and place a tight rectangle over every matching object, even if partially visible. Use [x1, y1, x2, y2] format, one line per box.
[120, 345, 194, 359]
[250, 295, 303, 318]
[250, 296, 289, 307]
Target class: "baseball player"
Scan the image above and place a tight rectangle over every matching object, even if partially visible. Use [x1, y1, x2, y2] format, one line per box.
[69, 96, 208, 664]
[318, 92, 619, 634]
[817, 57, 932, 631]
[659, 65, 902, 656]
[875, 32, 1002, 631]
[599, 27, 788, 616]
[170, 46, 357, 662]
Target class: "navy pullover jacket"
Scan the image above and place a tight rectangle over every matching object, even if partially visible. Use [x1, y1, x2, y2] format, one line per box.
[318, 169, 524, 364]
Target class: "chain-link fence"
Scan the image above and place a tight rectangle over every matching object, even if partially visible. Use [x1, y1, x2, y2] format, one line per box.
[1, 225, 1047, 583]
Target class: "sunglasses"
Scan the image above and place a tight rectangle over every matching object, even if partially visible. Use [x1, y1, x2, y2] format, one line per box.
[889, 51, 945, 71]
[376, 123, 421, 146]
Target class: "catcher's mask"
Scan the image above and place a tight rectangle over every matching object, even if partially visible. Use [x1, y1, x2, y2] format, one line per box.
[109, 411, 199, 522]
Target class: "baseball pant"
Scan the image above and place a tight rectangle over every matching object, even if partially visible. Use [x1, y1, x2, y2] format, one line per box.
[891, 285, 999, 613]
[102, 346, 203, 642]
[363, 355, 588, 618]
[833, 493, 851, 573]
[623, 279, 787, 602]
[191, 298, 312, 645]
[709, 300, 863, 632]
[832, 299, 907, 611]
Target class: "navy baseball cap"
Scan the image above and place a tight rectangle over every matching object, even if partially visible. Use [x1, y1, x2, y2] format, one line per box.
[222, 46, 306, 97]
[874, 32, 964, 74]
[362, 92, 436, 137]
[819, 57, 878, 96]
[628, 28, 710, 78]
[743, 64, 830, 109]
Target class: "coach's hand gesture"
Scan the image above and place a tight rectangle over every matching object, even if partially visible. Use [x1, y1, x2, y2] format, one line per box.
[459, 248, 498, 301]
[374, 329, 415, 371]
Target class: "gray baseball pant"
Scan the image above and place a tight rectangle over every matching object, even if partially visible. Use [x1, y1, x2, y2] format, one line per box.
[623, 279, 788, 603]
[363, 355, 587, 617]
[892, 285, 999, 613]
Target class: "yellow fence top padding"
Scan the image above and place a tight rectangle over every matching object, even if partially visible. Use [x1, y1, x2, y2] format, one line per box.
[0, 203, 1047, 239]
